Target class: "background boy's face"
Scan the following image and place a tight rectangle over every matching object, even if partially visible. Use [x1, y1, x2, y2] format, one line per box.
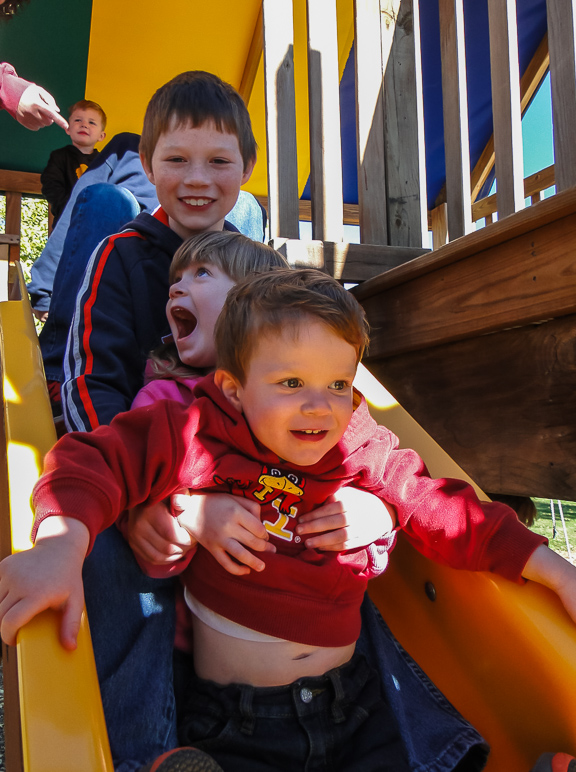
[66, 108, 106, 151]
[141, 120, 254, 241]
[167, 263, 235, 369]
[217, 319, 357, 467]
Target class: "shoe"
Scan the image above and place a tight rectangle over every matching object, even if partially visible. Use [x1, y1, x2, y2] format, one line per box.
[139, 746, 224, 772]
[531, 753, 576, 772]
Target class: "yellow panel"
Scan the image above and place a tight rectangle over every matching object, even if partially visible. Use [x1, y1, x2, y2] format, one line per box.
[84, 0, 262, 155]
[0, 265, 113, 772]
[85, 0, 355, 199]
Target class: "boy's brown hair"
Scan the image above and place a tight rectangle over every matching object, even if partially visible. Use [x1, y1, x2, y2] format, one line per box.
[149, 231, 288, 379]
[215, 268, 371, 385]
[139, 71, 256, 171]
[68, 99, 107, 129]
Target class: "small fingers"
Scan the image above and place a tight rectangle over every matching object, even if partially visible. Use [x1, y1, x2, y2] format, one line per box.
[60, 593, 85, 651]
[296, 512, 347, 537]
[303, 528, 352, 551]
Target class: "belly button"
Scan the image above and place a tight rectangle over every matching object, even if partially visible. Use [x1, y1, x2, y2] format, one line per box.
[293, 652, 311, 660]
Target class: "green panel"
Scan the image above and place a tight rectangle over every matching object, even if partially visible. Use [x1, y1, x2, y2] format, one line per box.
[0, 0, 93, 174]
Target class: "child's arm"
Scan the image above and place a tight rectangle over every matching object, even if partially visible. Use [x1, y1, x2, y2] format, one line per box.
[523, 544, 576, 623]
[295, 487, 396, 551]
[0, 517, 89, 649]
[61, 238, 159, 430]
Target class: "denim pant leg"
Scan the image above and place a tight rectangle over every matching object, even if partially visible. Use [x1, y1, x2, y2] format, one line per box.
[40, 183, 140, 382]
[82, 526, 178, 772]
[356, 594, 490, 772]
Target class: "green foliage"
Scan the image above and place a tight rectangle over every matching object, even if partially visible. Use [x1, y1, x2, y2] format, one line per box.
[531, 498, 576, 563]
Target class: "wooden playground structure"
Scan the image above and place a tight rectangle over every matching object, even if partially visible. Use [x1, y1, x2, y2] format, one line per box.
[0, 0, 575, 770]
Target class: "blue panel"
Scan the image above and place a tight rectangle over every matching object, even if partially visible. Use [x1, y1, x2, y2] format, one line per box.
[303, 0, 548, 209]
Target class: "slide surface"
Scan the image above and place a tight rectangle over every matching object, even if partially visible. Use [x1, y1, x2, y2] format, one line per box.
[1, 267, 575, 771]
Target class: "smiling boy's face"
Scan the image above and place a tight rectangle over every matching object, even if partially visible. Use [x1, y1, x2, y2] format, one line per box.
[216, 319, 358, 467]
[167, 262, 236, 369]
[141, 119, 254, 240]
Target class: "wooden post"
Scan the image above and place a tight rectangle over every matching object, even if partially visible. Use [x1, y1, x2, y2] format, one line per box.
[438, 0, 473, 239]
[546, 0, 576, 191]
[262, 0, 300, 239]
[5, 191, 21, 262]
[487, 0, 524, 218]
[306, 0, 344, 244]
[354, 0, 388, 245]
[383, 0, 428, 247]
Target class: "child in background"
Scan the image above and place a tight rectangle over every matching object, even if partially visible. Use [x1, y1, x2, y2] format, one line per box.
[41, 99, 107, 224]
[2, 269, 575, 772]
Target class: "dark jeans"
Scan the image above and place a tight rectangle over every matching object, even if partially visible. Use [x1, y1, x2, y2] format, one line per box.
[178, 652, 410, 772]
[85, 527, 489, 771]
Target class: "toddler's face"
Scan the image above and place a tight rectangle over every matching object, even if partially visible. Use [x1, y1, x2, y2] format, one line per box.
[167, 263, 235, 369]
[67, 108, 105, 149]
[219, 319, 358, 466]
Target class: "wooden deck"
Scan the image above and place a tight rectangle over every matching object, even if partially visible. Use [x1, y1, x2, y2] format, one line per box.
[354, 187, 576, 500]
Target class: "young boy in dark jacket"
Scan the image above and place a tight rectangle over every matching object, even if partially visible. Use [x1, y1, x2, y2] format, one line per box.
[61, 72, 255, 432]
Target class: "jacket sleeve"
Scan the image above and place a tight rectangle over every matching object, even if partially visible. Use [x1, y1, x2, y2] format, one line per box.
[61, 234, 147, 430]
[0, 62, 30, 117]
[355, 427, 547, 583]
[32, 401, 195, 553]
[41, 150, 70, 219]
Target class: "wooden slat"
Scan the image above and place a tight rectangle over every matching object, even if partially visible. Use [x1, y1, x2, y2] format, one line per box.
[356, 196, 576, 359]
[383, 0, 428, 247]
[0, 169, 42, 196]
[431, 203, 448, 249]
[271, 237, 428, 283]
[472, 164, 555, 223]
[438, 0, 473, 239]
[306, 0, 344, 242]
[547, 0, 576, 191]
[487, 0, 524, 218]
[5, 191, 21, 262]
[262, 0, 299, 239]
[238, 5, 263, 104]
[470, 33, 550, 204]
[354, 0, 388, 245]
[356, 182, 576, 295]
[367, 314, 576, 501]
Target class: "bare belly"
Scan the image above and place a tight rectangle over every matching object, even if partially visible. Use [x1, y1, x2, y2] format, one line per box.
[192, 615, 356, 687]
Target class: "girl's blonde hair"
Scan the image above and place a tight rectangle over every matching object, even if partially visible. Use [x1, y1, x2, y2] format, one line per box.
[148, 231, 288, 380]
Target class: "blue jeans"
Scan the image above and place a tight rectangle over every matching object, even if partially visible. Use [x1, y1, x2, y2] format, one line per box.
[39, 183, 140, 382]
[84, 528, 488, 772]
[82, 526, 178, 772]
[178, 652, 410, 771]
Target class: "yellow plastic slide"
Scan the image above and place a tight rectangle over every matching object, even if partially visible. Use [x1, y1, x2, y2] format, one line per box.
[1, 260, 575, 771]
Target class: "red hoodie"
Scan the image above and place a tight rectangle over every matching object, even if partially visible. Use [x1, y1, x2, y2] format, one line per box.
[32, 373, 546, 647]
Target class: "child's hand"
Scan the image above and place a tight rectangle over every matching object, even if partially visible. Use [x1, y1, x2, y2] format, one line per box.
[124, 499, 197, 566]
[523, 544, 576, 624]
[0, 517, 89, 650]
[174, 493, 276, 576]
[296, 487, 396, 551]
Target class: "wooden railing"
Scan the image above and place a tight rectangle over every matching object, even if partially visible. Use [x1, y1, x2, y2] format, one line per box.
[260, 0, 566, 271]
[2, 0, 568, 281]
[0, 169, 52, 262]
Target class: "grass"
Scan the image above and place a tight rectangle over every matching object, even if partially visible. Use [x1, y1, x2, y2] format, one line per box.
[530, 498, 576, 563]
